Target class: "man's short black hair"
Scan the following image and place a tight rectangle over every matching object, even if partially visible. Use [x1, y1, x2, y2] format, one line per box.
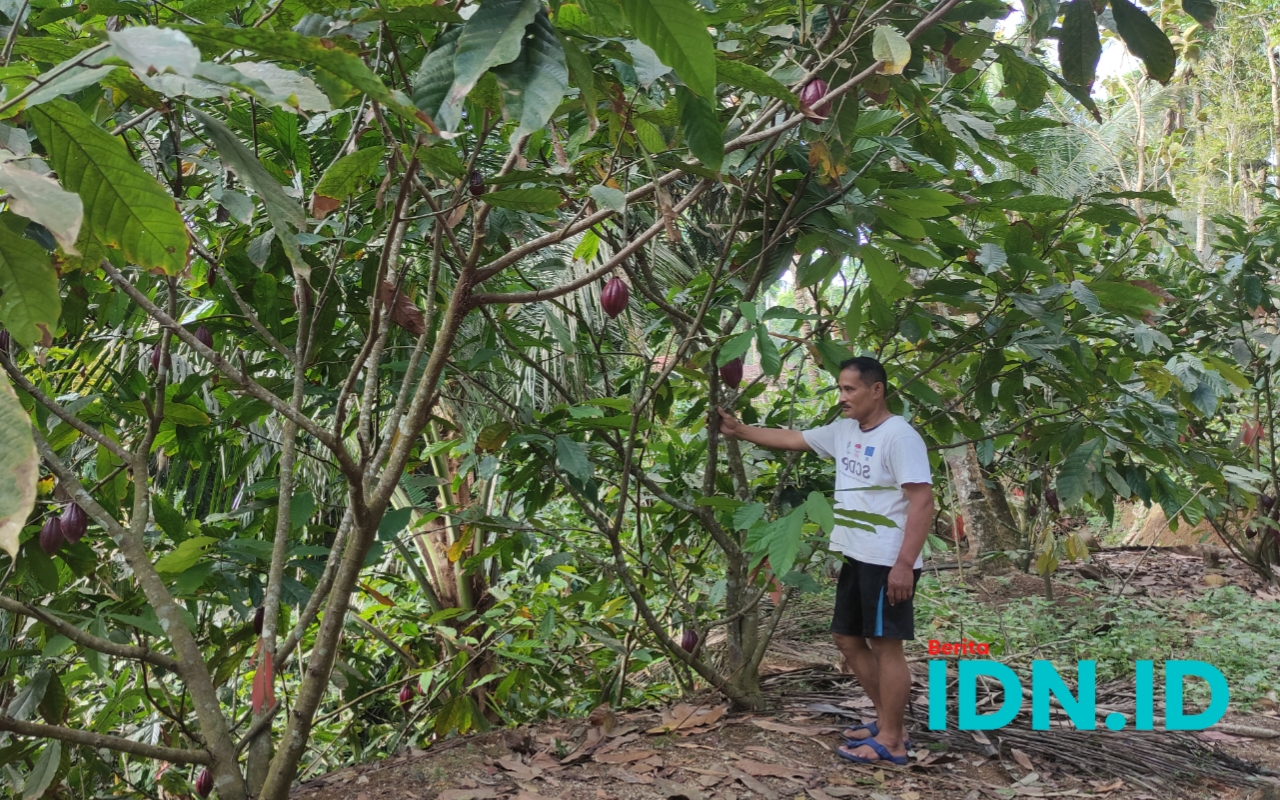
[838, 356, 888, 391]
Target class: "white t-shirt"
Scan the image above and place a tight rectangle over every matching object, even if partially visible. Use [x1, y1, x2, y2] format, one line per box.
[802, 415, 933, 568]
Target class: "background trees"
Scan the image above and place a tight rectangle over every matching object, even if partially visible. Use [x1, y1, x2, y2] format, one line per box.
[0, 0, 1277, 798]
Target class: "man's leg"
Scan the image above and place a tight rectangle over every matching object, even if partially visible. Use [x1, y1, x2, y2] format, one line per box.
[837, 637, 910, 760]
[833, 633, 881, 739]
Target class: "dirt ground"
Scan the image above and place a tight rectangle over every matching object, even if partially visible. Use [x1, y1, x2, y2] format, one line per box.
[289, 551, 1280, 800]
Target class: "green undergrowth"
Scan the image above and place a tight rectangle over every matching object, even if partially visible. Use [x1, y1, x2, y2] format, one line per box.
[784, 572, 1280, 711]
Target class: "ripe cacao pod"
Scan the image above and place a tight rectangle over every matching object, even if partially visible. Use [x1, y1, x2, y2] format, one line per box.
[468, 170, 485, 197]
[601, 277, 629, 318]
[39, 517, 64, 556]
[799, 78, 830, 119]
[719, 357, 744, 389]
[207, 266, 217, 287]
[195, 326, 213, 350]
[59, 503, 87, 543]
[1044, 488, 1060, 514]
[680, 629, 699, 653]
[399, 684, 414, 706]
[1260, 494, 1274, 512]
[195, 768, 213, 799]
[1026, 502, 1039, 519]
[253, 606, 265, 636]
[150, 345, 162, 372]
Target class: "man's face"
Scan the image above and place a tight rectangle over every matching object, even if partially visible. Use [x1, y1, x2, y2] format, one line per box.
[837, 368, 882, 420]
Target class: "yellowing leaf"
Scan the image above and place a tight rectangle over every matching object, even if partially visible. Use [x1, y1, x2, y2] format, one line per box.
[0, 374, 37, 560]
[872, 26, 911, 75]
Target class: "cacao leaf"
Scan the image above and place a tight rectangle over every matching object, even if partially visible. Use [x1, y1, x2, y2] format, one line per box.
[619, 0, 715, 99]
[27, 99, 189, 275]
[1110, 0, 1176, 84]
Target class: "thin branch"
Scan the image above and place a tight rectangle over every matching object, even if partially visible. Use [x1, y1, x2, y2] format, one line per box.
[0, 715, 211, 764]
[0, 596, 179, 671]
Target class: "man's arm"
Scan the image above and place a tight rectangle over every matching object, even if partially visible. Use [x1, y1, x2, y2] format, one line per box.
[886, 482, 934, 604]
[716, 408, 811, 452]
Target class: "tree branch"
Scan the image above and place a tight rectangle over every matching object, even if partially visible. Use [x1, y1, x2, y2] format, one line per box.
[0, 715, 212, 764]
[0, 596, 180, 671]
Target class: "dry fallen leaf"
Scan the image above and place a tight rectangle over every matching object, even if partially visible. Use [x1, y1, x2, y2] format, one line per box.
[495, 756, 540, 780]
[735, 759, 815, 781]
[750, 718, 830, 736]
[437, 791, 499, 800]
[1010, 747, 1034, 771]
[594, 749, 657, 764]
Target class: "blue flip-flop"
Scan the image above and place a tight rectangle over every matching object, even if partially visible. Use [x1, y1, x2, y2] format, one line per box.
[842, 722, 910, 749]
[835, 738, 910, 766]
[841, 721, 879, 742]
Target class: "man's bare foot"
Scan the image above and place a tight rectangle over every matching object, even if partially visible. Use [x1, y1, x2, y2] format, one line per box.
[841, 721, 877, 741]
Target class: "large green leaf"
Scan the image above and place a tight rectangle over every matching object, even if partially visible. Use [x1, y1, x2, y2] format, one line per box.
[619, 0, 715, 99]
[191, 109, 308, 278]
[1110, 0, 1175, 84]
[677, 86, 723, 171]
[558, 30, 598, 124]
[155, 536, 218, 576]
[483, 187, 562, 212]
[1056, 439, 1101, 508]
[1181, 0, 1216, 29]
[0, 220, 60, 348]
[995, 49, 1049, 110]
[177, 25, 420, 121]
[441, 0, 542, 131]
[1089, 281, 1161, 317]
[411, 26, 462, 125]
[493, 10, 569, 147]
[555, 435, 592, 482]
[1059, 0, 1101, 89]
[714, 55, 797, 106]
[22, 740, 59, 800]
[0, 373, 37, 560]
[27, 99, 188, 275]
[313, 147, 384, 203]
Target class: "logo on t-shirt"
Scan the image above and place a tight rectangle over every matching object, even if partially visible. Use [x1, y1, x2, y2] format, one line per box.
[864, 446, 875, 458]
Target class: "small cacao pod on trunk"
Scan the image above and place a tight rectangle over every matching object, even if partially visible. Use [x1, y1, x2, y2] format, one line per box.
[195, 768, 213, 799]
[799, 78, 830, 119]
[59, 503, 87, 543]
[680, 629, 699, 653]
[39, 517, 64, 556]
[195, 326, 213, 350]
[468, 170, 485, 197]
[719, 357, 744, 389]
[601, 277, 629, 318]
[253, 606, 265, 636]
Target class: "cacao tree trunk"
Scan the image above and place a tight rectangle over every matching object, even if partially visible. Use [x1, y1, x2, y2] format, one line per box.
[946, 443, 1009, 572]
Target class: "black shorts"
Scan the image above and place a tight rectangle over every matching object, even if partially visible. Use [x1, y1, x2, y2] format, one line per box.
[830, 556, 921, 640]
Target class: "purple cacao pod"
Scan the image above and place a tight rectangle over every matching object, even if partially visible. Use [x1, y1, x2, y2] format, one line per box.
[194, 326, 213, 350]
[195, 768, 213, 799]
[1044, 488, 1060, 514]
[59, 503, 87, 543]
[253, 606, 265, 636]
[150, 345, 162, 372]
[800, 78, 830, 118]
[469, 170, 485, 197]
[39, 517, 64, 556]
[399, 684, 414, 706]
[601, 277, 629, 318]
[719, 357, 744, 389]
[680, 629, 699, 653]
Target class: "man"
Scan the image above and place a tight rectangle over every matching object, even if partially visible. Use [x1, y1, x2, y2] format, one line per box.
[717, 356, 934, 766]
